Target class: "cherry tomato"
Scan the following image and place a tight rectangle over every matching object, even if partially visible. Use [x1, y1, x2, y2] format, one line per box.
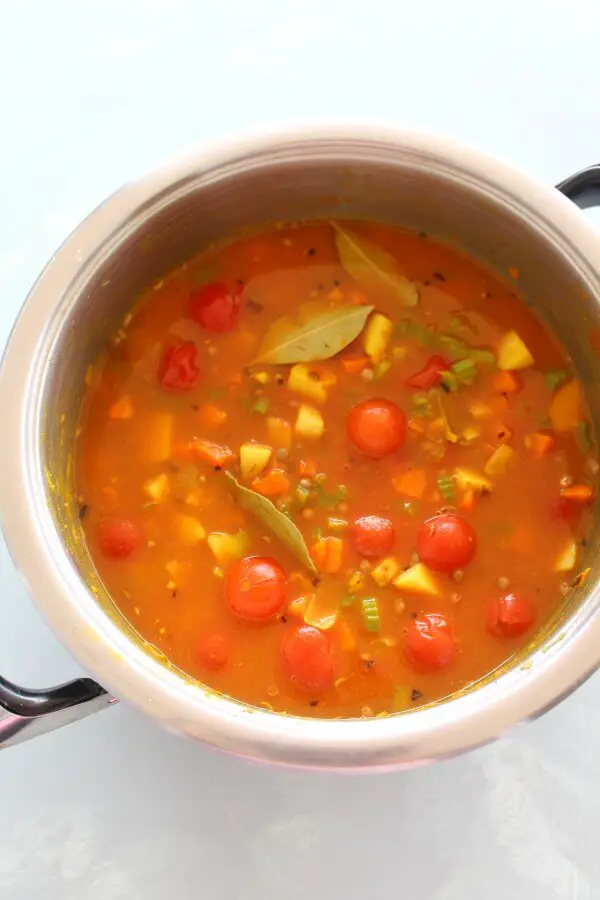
[98, 517, 141, 559]
[281, 625, 335, 692]
[225, 556, 287, 622]
[406, 355, 450, 390]
[347, 398, 406, 459]
[352, 515, 395, 557]
[417, 513, 477, 573]
[404, 613, 458, 671]
[190, 282, 241, 332]
[158, 340, 201, 391]
[486, 592, 535, 638]
[196, 632, 230, 670]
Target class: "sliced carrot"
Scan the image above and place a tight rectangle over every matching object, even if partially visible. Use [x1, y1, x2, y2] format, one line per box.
[342, 355, 370, 374]
[459, 489, 476, 512]
[525, 432, 554, 458]
[549, 379, 582, 432]
[267, 417, 292, 450]
[251, 469, 290, 497]
[310, 536, 344, 574]
[492, 371, 521, 394]
[562, 484, 594, 503]
[393, 468, 427, 500]
[192, 440, 235, 467]
[337, 618, 356, 652]
[298, 458, 317, 476]
[199, 404, 227, 428]
[108, 395, 134, 420]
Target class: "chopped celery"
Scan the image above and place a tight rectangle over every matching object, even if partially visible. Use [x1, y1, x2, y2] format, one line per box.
[327, 516, 348, 532]
[545, 369, 567, 391]
[252, 396, 270, 415]
[361, 596, 381, 632]
[452, 358, 477, 384]
[437, 473, 456, 502]
[469, 348, 496, 367]
[440, 370, 458, 392]
[438, 334, 467, 359]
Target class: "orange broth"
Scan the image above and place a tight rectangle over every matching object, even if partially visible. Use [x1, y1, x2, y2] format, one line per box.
[75, 221, 595, 718]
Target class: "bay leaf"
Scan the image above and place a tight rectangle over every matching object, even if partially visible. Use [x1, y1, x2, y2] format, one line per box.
[254, 300, 374, 365]
[333, 223, 419, 307]
[224, 471, 317, 573]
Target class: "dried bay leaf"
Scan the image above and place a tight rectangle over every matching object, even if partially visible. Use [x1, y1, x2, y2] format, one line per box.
[224, 471, 317, 573]
[333, 223, 419, 307]
[254, 300, 374, 365]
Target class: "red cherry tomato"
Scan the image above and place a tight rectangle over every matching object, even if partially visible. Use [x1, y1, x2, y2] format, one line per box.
[417, 513, 477, 573]
[351, 515, 395, 557]
[225, 556, 287, 622]
[404, 613, 458, 671]
[347, 398, 406, 459]
[486, 592, 535, 638]
[190, 282, 241, 333]
[406, 355, 450, 389]
[281, 625, 335, 692]
[197, 632, 230, 670]
[98, 517, 141, 559]
[158, 340, 201, 391]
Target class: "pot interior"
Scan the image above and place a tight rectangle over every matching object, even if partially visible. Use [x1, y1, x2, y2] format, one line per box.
[38, 138, 600, 700]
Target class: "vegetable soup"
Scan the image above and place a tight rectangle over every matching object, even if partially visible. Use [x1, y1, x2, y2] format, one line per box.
[75, 221, 595, 718]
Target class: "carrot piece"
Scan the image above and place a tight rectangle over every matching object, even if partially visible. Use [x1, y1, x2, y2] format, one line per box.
[342, 355, 370, 374]
[251, 469, 290, 497]
[492, 371, 521, 394]
[525, 432, 554, 458]
[337, 618, 356, 652]
[192, 440, 235, 467]
[549, 379, 582, 432]
[310, 536, 344, 574]
[459, 489, 476, 511]
[393, 469, 427, 499]
[267, 417, 292, 450]
[562, 484, 594, 503]
[108, 395, 134, 420]
[199, 404, 227, 428]
[298, 459, 317, 476]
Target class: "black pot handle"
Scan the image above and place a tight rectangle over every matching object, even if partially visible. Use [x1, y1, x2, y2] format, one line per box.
[0, 672, 114, 749]
[557, 164, 600, 209]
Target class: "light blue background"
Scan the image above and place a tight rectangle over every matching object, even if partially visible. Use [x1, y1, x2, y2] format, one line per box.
[1, 1, 600, 897]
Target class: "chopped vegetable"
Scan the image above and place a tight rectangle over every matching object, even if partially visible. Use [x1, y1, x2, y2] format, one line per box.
[327, 516, 348, 532]
[360, 596, 381, 632]
[295, 483, 312, 507]
[484, 445, 515, 476]
[437, 473, 456, 502]
[370, 557, 401, 587]
[295, 404, 325, 438]
[193, 439, 235, 468]
[549, 379, 582, 432]
[393, 563, 441, 597]
[288, 596, 309, 617]
[393, 468, 427, 500]
[310, 536, 344, 574]
[561, 484, 594, 503]
[342, 355, 370, 374]
[451, 358, 476, 384]
[373, 359, 392, 381]
[266, 417, 292, 451]
[455, 467, 493, 494]
[175, 514, 206, 546]
[288, 363, 336, 404]
[406, 355, 449, 390]
[143, 473, 169, 502]
[207, 531, 249, 566]
[304, 591, 339, 630]
[492, 371, 521, 394]
[469, 400, 493, 419]
[363, 312, 393, 363]
[250, 371, 271, 385]
[440, 370, 458, 392]
[497, 331, 534, 370]
[337, 618, 356, 650]
[239, 442, 272, 480]
[545, 369, 567, 391]
[252, 397, 270, 415]
[108, 395, 134, 420]
[459, 488, 476, 511]
[554, 539, 578, 573]
[251, 469, 290, 497]
[199, 403, 227, 427]
[525, 432, 554, 458]
[348, 571, 365, 594]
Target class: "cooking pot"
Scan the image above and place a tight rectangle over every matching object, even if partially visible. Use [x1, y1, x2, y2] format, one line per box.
[0, 125, 599, 769]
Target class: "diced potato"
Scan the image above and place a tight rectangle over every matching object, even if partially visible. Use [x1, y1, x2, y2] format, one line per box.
[146, 413, 173, 463]
[393, 563, 441, 597]
[267, 417, 292, 450]
[460, 426, 481, 444]
[497, 331, 534, 370]
[363, 312, 393, 364]
[549, 379, 582, 432]
[484, 445, 515, 476]
[554, 539, 578, 573]
[288, 595, 309, 617]
[239, 442, 272, 481]
[143, 473, 169, 502]
[370, 557, 401, 587]
[288, 364, 336, 404]
[108, 395, 134, 420]
[304, 591, 338, 630]
[347, 571, 365, 594]
[250, 371, 271, 385]
[469, 400, 493, 420]
[455, 467, 493, 494]
[175, 514, 206, 546]
[207, 530, 249, 566]
[295, 405, 324, 439]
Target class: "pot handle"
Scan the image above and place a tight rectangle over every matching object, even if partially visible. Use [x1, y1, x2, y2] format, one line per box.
[557, 164, 600, 208]
[0, 672, 114, 749]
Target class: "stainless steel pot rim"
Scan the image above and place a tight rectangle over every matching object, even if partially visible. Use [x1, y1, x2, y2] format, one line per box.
[2, 122, 600, 767]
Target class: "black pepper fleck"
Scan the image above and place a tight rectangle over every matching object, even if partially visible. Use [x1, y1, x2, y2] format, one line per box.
[433, 271, 446, 282]
[280, 615, 288, 624]
[333, 279, 341, 287]
[78, 504, 89, 520]
[213, 465, 222, 472]
[411, 688, 423, 701]
[307, 247, 316, 256]
[191, 404, 200, 411]
[363, 658, 376, 670]
[440, 382, 450, 394]
[309, 699, 319, 707]
[411, 611, 417, 619]
[418, 231, 427, 239]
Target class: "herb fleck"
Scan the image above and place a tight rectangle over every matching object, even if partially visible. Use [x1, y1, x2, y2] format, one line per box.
[411, 688, 423, 701]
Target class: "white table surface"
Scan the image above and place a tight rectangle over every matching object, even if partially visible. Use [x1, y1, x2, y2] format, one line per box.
[2, 1, 600, 897]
